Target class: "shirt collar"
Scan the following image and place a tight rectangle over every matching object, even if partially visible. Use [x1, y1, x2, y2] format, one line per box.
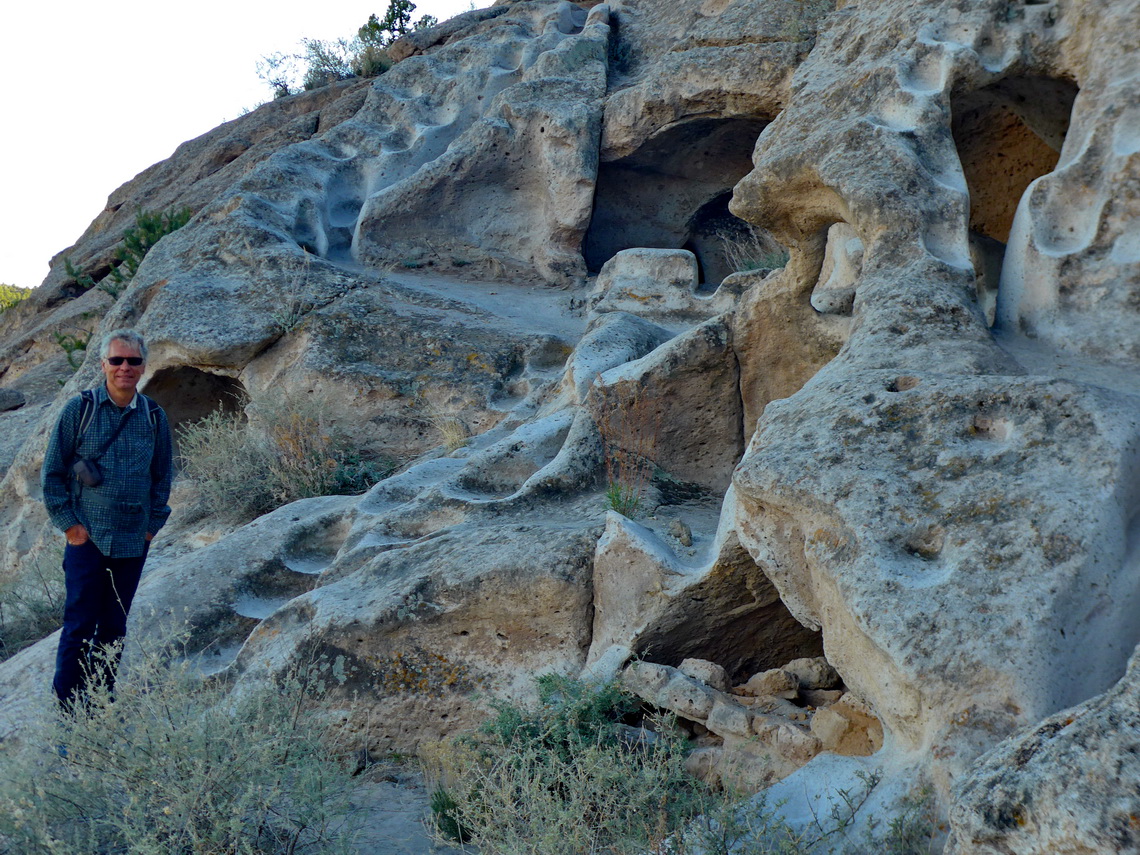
[95, 384, 139, 410]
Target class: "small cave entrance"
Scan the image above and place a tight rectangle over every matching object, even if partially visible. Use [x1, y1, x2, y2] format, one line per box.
[585, 117, 773, 285]
[952, 76, 1078, 323]
[632, 538, 825, 685]
[143, 366, 247, 459]
[686, 193, 789, 289]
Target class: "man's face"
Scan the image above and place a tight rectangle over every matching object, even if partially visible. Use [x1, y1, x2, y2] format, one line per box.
[102, 339, 145, 401]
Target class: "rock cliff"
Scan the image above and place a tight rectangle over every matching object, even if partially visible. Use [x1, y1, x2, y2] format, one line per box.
[2, 0, 1139, 850]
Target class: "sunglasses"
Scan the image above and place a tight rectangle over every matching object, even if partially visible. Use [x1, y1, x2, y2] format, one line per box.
[105, 356, 144, 366]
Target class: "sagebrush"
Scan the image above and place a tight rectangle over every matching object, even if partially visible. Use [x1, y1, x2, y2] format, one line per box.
[178, 390, 393, 520]
[0, 546, 63, 664]
[0, 633, 361, 854]
[426, 674, 706, 854]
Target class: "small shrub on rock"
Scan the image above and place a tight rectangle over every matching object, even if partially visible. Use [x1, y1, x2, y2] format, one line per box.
[65, 207, 191, 300]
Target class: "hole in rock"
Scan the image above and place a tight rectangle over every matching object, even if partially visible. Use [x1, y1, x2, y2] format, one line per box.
[633, 537, 824, 685]
[887, 375, 920, 392]
[951, 76, 1078, 323]
[144, 366, 246, 459]
[585, 118, 776, 284]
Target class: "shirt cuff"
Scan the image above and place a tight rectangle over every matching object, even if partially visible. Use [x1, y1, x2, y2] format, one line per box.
[53, 511, 82, 532]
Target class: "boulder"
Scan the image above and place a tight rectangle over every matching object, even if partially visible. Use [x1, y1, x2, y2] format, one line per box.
[740, 668, 799, 700]
[679, 658, 729, 693]
[783, 657, 840, 691]
[621, 661, 719, 722]
[0, 389, 25, 412]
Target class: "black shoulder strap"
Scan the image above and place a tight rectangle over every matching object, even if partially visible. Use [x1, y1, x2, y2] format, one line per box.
[77, 390, 96, 439]
[141, 394, 158, 431]
[87, 405, 136, 463]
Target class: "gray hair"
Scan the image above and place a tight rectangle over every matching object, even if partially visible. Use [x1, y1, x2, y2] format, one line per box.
[99, 329, 149, 362]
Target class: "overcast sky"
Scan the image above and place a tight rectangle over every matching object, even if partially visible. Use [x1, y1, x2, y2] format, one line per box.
[0, 0, 486, 290]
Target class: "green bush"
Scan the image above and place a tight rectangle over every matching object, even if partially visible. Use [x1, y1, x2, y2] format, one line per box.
[108, 207, 193, 286]
[178, 390, 394, 520]
[65, 207, 192, 299]
[0, 633, 361, 854]
[0, 284, 30, 313]
[300, 38, 356, 90]
[52, 329, 89, 370]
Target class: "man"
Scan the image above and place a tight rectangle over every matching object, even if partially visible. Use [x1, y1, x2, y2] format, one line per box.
[41, 329, 173, 710]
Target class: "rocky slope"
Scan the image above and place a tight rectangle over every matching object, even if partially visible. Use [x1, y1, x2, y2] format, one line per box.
[2, 0, 1139, 850]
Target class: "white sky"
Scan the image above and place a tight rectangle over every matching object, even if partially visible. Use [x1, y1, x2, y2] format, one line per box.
[0, 0, 487, 290]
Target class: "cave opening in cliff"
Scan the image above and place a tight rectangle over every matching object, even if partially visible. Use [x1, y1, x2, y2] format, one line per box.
[143, 366, 246, 459]
[951, 76, 1078, 324]
[585, 117, 772, 284]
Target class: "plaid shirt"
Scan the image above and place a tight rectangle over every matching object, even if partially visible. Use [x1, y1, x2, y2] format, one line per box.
[41, 384, 173, 558]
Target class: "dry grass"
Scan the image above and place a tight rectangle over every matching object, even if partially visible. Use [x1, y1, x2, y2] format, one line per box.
[178, 389, 393, 520]
[424, 402, 469, 452]
[718, 225, 789, 273]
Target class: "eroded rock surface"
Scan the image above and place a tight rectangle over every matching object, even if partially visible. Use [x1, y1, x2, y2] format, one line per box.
[946, 647, 1140, 854]
[2, 0, 1140, 847]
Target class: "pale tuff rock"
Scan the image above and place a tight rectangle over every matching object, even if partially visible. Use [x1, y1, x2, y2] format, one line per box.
[588, 314, 743, 494]
[946, 647, 1140, 854]
[783, 656, 840, 691]
[678, 658, 729, 693]
[728, 0, 1140, 818]
[809, 693, 884, 757]
[585, 506, 823, 683]
[592, 249, 704, 324]
[706, 694, 754, 738]
[622, 661, 719, 721]
[228, 520, 600, 754]
[356, 4, 612, 286]
[810, 223, 862, 317]
[623, 656, 880, 790]
[739, 668, 799, 700]
[995, 2, 1140, 364]
[557, 311, 672, 406]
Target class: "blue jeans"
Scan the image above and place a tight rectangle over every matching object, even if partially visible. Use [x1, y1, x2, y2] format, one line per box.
[53, 539, 147, 710]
